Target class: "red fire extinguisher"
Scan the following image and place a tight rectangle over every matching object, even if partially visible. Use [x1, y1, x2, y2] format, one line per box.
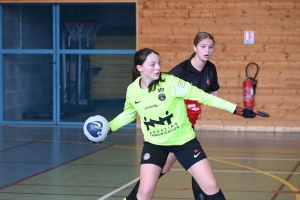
[243, 62, 259, 108]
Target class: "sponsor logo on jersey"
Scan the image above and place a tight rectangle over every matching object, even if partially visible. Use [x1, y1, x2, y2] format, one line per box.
[148, 123, 179, 137]
[143, 111, 173, 131]
[145, 104, 159, 110]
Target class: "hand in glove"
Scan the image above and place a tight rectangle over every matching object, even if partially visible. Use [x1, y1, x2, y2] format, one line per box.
[234, 106, 270, 118]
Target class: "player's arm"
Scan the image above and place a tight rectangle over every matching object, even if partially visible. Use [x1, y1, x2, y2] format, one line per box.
[209, 88, 269, 118]
[171, 75, 269, 118]
[109, 93, 137, 132]
[209, 90, 218, 97]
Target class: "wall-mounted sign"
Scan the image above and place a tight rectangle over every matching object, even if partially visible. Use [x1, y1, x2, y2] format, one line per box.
[244, 31, 254, 44]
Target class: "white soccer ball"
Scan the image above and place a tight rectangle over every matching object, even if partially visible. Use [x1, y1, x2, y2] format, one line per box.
[83, 115, 110, 143]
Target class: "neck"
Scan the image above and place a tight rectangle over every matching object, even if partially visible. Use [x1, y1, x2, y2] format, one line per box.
[139, 78, 149, 89]
[191, 56, 206, 72]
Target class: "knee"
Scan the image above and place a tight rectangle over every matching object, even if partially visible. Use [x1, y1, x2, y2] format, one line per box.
[202, 179, 220, 195]
[137, 187, 155, 200]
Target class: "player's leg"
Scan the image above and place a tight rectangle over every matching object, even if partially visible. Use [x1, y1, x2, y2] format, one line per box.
[125, 152, 177, 199]
[164, 152, 207, 200]
[125, 172, 164, 200]
[162, 152, 177, 173]
[174, 138, 225, 200]
[188, 159, 225, 199]
[192, 176, 207, 200]
[137, 163, 161, 200]
[126, 142, 169, 200]
[165, 152, 207, 200]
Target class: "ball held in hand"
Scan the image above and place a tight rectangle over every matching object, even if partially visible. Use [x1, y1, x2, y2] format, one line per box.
[83, 115, 110, 143]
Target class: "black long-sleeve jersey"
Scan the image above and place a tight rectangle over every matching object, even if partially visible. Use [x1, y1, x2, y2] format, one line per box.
[169, 59, 220, 93]
[169, 59, 220, 126]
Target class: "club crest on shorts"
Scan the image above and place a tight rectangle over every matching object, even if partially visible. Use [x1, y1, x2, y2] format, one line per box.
[143, 153, 150, 160]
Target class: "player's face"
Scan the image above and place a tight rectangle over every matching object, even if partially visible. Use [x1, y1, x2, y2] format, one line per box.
[137, 52, 161, 81]
[193, 38, 215, 62]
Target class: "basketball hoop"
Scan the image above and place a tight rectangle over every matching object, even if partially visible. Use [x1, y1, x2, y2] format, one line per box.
[65, 22, 101, 47]
[64, 22, 100, 97]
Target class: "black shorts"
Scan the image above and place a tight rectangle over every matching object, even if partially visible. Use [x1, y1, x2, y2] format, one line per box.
[140, 138, 207, 170]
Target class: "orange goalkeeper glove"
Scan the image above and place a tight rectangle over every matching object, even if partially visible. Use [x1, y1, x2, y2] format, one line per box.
[234, 106, 270, 118]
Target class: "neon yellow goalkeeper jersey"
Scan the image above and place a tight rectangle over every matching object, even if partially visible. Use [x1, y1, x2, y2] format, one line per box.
[109, 73, 236, 146]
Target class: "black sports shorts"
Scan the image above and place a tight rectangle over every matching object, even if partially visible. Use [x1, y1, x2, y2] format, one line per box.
[140, 137, 207, 170]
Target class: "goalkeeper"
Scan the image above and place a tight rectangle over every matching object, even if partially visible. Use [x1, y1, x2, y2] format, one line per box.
[106, 48, 269, 200]
[125, 32, 265, 200]
[126, 31, 220, 200]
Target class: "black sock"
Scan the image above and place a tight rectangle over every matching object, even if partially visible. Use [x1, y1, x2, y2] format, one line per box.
[126, 173, 164, 200]
[192, 177, 207, 200]
[207, 189, 225, 200]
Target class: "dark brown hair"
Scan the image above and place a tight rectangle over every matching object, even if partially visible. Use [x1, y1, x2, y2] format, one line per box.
[132, 48, 165, 92]
[189, 32, 215, 59]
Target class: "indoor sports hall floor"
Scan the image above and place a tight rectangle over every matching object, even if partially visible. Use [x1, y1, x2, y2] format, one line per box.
[0, 125, 299, 200]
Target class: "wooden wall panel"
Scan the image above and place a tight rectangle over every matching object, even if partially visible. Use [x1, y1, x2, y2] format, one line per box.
[0, 0, 134, 2]
[137, 0, 300, 132]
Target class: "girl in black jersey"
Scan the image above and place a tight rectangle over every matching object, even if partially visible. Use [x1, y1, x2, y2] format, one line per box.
[126, 32, 219, 200]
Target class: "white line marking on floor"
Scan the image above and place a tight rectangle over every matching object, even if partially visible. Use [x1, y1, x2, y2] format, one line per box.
[171, 168, 300, 174]
[213, 170, 300, 174]
[210, 157, 299, 161]
[98, 177, 139, 200]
